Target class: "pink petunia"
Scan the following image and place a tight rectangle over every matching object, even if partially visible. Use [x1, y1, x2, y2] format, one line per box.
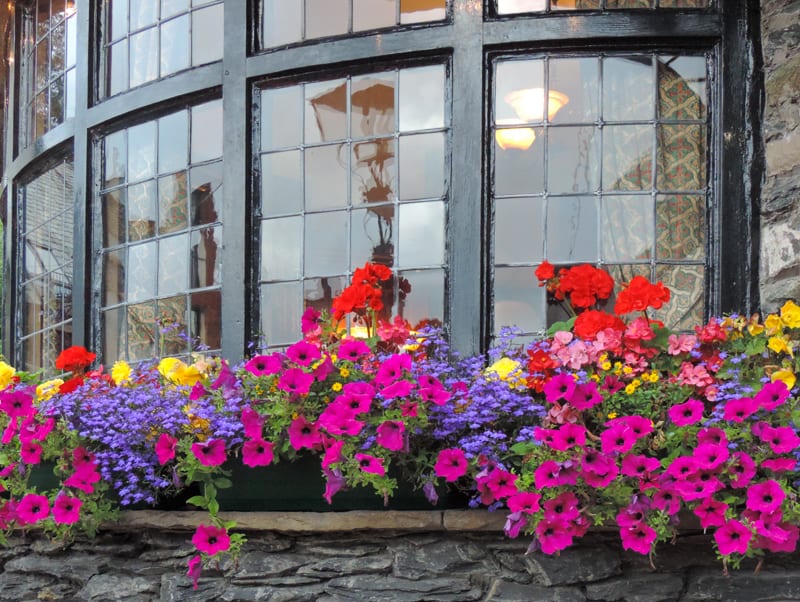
[0, 390, 35, 419]
[665, 456, 699, 481]
[20, 440, 42, 465]
[322, 439, 345, 469]
[692, 443, 729, 470]
[668, 399, 705, 426]
[755, 380, 790, 411]
[337, 392, 372, 416]
[549, 423, 587, 452]
[288, 416, 322, 451]
[697, 427, 727, 447]
[16, 493, 50, 524]
[242, 438, 275, 467]
[567, 382, 603, 411]
[534, 460, 564, 489]
[244, 353, 283, 376]
[72, 446, 96, 468]
[543, 372, 577, 403]
[761, 457, 797, 473]
[418, 387, 452, 406]
[504, 511, 526, 539]
[675, 475, 723, 501]
[600, 423, 636, 455]
[729, 451, 757, 488]
[714, 519, 752, 555]
[313, 354, 334, 381]
[535, 517, 574, 555]
[322, 467, 347, 503]
[278, 368, 315, 395]
[507, 491, 542, 514]
[758, 425, 800, 455]
[155, 433, 178, 465]
[746, 480, 785, 514]
[191, 439, 227, 467]
[373, 354, 412, 387]
[379, 380, 415, 400]
[722, 396, 760, 422]
[484, 469, 519, 500]
[318, 403, 365, 436]
[434, 448, 468, 482]
[241, 407, 265, 439]
[64, 466, 101, 494]
[187, 555, 202, 590]
[337, 339, 371, 361]
[286, 340, 321, 367]
[355, 453, 386, 476]
[606, 415, 653, 439]
[376, 421, 405, 451]
[52, 494, 82, 525]
[651, 487, 681, 515]
[192, 524, 231, 556]
[620, 454, 661, 478]
[694, 497, 728, 529]
[542, 492, 580, 522]
[582, 458, 619, 488]
[620, 523, 657, 555]
[401, 402, 419, 417]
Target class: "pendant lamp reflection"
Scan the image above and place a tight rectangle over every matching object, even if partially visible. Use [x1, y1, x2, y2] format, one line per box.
[495, 87, 570, 150]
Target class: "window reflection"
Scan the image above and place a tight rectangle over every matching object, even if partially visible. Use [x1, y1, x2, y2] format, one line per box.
[17, 158, 74, 372]
[98, 101, 223, 360]
[497, 0, 708, 11]
[257, 64, 448, 346]
[102, 0, 224, 98]
[492, 52, 709, 335]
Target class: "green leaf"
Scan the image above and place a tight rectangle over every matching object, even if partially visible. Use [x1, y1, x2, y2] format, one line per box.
[214, 477, 233, 490]
[185, 495, 207, 509]
[547, 317, 576, 336]
[208, 499, 219, 516]
[745, 337, 767, 356]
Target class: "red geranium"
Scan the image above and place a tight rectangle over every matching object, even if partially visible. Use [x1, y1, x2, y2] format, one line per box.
[573, 310, 626, 340]
[55, 346, 97, 373]
[613, 276, 671, 315]
[534, 261, 555, 283]
[555, 265, 614, 309]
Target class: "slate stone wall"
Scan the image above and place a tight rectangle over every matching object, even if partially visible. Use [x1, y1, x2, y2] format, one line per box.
[760, 0, 800, 308]
[2, 529, 800, 602]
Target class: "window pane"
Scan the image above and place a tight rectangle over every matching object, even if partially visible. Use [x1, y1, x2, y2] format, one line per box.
[400, 0, 446, 23]
[351, 207, 395, 268]
[158, 295, 189, 355]
[601, 195, 654, 262]
[102, 190, 127, 247]
[396, 269, 444, 325]
[547, 127, 599, 193]
[399, 132, 445, 200]
[160, 14, 190, 76]
[261, 86, 303, 150]
[192, 4, 223, 66]
[262, 0, 302, 47]
[657, 124, 706, 191]
[110, 0, 128, 41]
[109, 41, 128, 96]
[602, 125, 653, 191]
[546, 196, 598, 262]
[128, 181, 157, 241]
[191, 163, 222, 225]
[603, 56, 653, 122]
[261, 217, 302, 281]
[191, 290, 222, 351]
[127, 242, 157, 303]
[651, 264, 704, 330]
[656, 194, 705, 260]
[351, 73, 395, 138]
[494, 197, 544, 264]
[354, 0, 396, 31]
[128, 121, 157, 181]
[158, 173, 189, 234]
[127, 302, 156, 360]
[158, 110, 189, 174]
[191, 226, 222, 288]
[159, 234, 189, 296]
[352, 138, 396, 206]
[399, 65, 445, 132]
[103, 250, 126, 306]
[129, 27, 159, 88]
[305, 145, 349, 211]
[131, 0, 158, 30]
[659, 55, 707, 121]
[191, 100, 223, 163]
[262, 151, 302, 216]
[549, 58, 598, 124]
[305, 0, 349, 39]
[494, 267, 545, 335]
[261, 282, 303, 346]
[162, 0, 190, 19]
[306, 79, 348, 143]
[493, 131, 544, 195]
[305, 211, 348, 276]
[398, 201, 444, 268]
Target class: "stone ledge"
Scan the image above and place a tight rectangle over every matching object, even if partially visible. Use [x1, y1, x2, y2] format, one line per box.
[112, 510, 507, 532]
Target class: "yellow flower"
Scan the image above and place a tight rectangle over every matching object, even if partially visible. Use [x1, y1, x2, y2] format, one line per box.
[764, 314, 783, 335]
[339, 367, 350, 378]
[625, 383, 637, 395]
[648, 371, 660, 383]
[486, 357, 520, 380]
[780, 300, 800, 329]
[159, 357, 203, 386]
[607, 412, 618, 419]
[111, 360, 132, 385]
[622, 365, 634, 375]
[601, 361, 612, 371]
[590, 374, 601, 382]
[332, 382, 343, 392]
[768, 336, 794, 357]
[632, 379, 642, 388]
[0, 361, 16, 390]
[771, 369, 796, 391]
[36, 378, 64, 402]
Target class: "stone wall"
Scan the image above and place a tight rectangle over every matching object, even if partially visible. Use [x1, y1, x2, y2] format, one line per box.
[2, 519, 800, 602]
[759, 0, 800, 308]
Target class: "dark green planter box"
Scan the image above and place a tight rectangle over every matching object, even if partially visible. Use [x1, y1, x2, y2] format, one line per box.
[216, 456, 467, 512]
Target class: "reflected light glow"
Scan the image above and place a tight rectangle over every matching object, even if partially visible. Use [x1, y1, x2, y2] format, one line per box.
[495, 119, 536, 150]
[505, 87, 570, 122]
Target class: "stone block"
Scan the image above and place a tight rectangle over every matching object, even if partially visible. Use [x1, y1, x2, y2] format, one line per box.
[393, 539, 486, 580]
[78, 573, 158, 601]
[497, 545, 622, 586]
[323, 575, 483, 601]
[684, 569, 800, 601]
[232, 551, 314, 581]
[486, 579, 586, 602]
[296, 554, 393, 578]
[585, 572, 685, 602]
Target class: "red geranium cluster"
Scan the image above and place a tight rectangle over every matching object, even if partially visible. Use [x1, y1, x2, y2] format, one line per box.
[55, 346, 96, 374]
[614, 275, 671, 315]
[535, 261, 614, 309]
[332, 262, 393, 321]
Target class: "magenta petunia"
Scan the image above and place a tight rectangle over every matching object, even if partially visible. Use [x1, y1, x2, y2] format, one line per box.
[301, 307, 321, 335]
[244, 353, 283, 376]
[64, 466, 101, 494]
[155, 433, 178, 464]
[746, 479, 785, 514]
[278, 368, 315, 395]
[549, 423, 587, 452]
[665, 456, 699, 481]
[697, 427, 727, 447]
[535, 517, 573, 555]
[543, 372, 577, 403]
[620, 454, 660, 478]
[507, 491, 542, 514]
[322, 439, 345, 469]
[567, 381, 603, 410]
[0, 389, 35, 419]
[16, 493, 50, 524]
[337, 339, 371, 361]
[620, 523, 657, 555]
[675, 475, 723, 501]
[418, 386, 452, 406]
[187, 555, 203, 590]
[241, 407, 265, 439]
[758, 425, 800, 455]
[582, 458, 619, 488]
[286, 340, 321, 367]
[191, 439, 227, 467]
[313, 354, 334, 381]
[52, 494, 82, 525]
[484, 469, 519, 500]
[761, 457, 797, 473]
[288, 416, 322, 451]
[376, 420, 405, 451]
[694, 497, 727, 529]
[192, 524, 230, 556]
[729, 451, 757, 488]
[323, 467, 347, 503]
[600, 423, 636, 455]
[722, 396, 760, 422]
[505, 511, 526, 539]
[542, 492, 580, 522]
[434, 448, 468, 482]
[651, 487, 681, 515]
[714, 519, 752, 555]
[535, 460, 564, 489]
[606, 415, 653, 439]
[72, 446, 96, 468]
[355, 453, 386, 476]
[373, 354, 412, 386]
[380, 380, 415, 400]
[692, 442, 730, 470]
[318, 402, 365, 436]
[242, 438, 275, 467]
[20, 440, 42, 465]
[668, 398, 705, 426]
[755, 380, 790, 411]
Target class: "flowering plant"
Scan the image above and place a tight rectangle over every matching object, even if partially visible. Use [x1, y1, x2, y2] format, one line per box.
[1, 259, 800, 586]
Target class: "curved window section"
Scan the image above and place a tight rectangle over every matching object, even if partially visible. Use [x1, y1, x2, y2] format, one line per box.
[495, 0, 710, 12]
[257, 63, 448, 346]
[260, 0, 447, 49]
[18, 0, 77, 147]
[97, 99, 223, 361]
[492, 52, 709, 338]
[16, 156, 74, 372]
[102, 0, 223, 98]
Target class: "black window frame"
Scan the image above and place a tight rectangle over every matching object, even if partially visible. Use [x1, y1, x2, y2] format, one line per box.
[1, 0, 762, 365]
